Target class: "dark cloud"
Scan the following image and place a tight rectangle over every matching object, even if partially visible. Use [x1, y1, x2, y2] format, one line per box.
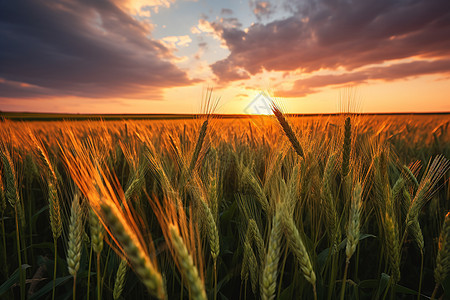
[210, 60, 250, 82]
[220, 8, 233, 15]
[218, 17, 242, 29]
[194, 42, 208, 60]
[277, 59, 450, 97]
[250, 1, 275, 20]
[0, 0, 195, 99]
[0, 80, 55, 98]
[211, 0, 450, 83]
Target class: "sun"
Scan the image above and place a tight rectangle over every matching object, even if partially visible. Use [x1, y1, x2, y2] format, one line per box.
[243, 91, 274, 115]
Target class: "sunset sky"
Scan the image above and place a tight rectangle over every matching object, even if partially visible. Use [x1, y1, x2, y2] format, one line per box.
[1, 0, 449, 114]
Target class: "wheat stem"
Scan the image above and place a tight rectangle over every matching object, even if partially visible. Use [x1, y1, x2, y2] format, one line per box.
[52, 238, 58, 300]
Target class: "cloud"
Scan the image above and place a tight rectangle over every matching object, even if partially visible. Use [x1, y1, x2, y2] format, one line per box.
[161, 35, 193, 48]
[211, 0, 450, 83]
[0, 0, 195, 100]
[221, 8, 233, 15]
[194, 42, 208, 60]
[250, 1, 275, 20]
[276, 59, 450, 97]
[118, 0, 175, 17]
[191, 19, 217, 37]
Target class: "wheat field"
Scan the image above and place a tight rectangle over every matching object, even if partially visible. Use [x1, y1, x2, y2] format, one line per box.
[0, 112, 449, 300]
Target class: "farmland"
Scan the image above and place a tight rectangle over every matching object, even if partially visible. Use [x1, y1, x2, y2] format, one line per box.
[0, 112, 449, 299]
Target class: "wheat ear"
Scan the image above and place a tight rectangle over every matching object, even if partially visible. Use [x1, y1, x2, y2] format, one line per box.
[248, 219, 265, 264]
[241, 167, 270, 214]
[341, 117, 351, 178]
[1, 147, 25, 300]
[341, 182, 362, 300]
[48, 181, 62, 240]
[346, 182, 362, 261]
[321, 153, 339, 252]
[199, 199, 220, 261]
[113, 259, 128, 300]
[280, 205, 316, 288]
[89, 208, 104, 254]
[101, 204, 166, 300]
[89, 207, 104, 300]
[48, 181, 62, 300]
[189, 119, 208, 173]
[384, 212, 400, 283]
[242, 233, 259, 294]
[0, 169, 6, 213]
[433, 213, 450, 297]
[271, 103, 304, 158]
[0, 148, 19, 207]
[169, 224, 207, 300]
[67, 194, 83, 300]
[261, 206, 283, 300]
[402, 165, 419, 188]
[124, 166, 146, 201]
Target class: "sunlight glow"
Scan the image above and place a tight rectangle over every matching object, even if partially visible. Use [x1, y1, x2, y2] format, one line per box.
[243, 92, 274, 115]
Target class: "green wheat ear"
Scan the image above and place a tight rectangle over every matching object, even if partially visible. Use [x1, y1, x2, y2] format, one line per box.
[67, 194, 83, 277]
[346, 182, 362, 261]
[435, 212, 450, 285]
[0, 148, 19, 207]
[342, 117, 351, 178]
[261, 205, 283, 300]
[48, 181, 62, 240]
[101, 204, 166, 300]
[169, 225, 207, 300]
[89, 208, 104, 254]
[280, 204, 316, 287]
[113, 259, 128, 300]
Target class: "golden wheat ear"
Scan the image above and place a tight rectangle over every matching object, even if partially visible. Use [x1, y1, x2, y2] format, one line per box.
[270, 102, 304, 158]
